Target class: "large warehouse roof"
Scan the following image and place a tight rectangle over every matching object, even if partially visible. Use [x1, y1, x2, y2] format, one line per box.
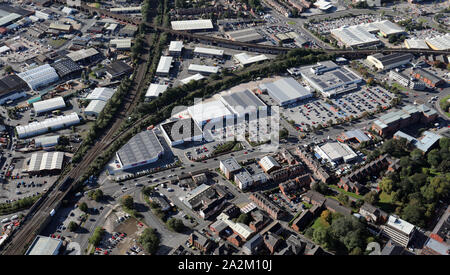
[66, 48, 100, 62]
[330, 25, 380, 47]
[180, 73, 205, 85]
[188, 100, 233, 125]
[27, 151, 64, 172]
[86, 87, 115, 102]
[17, 64, 59, 90]
[226, 28, 264, 43]
[367, 20, 404, 36]
[145, 83, 168, 98]
[85, 99, 107, 116]
[33, 96, 66, 114]
[110, 38, 132, 49]
[171, 19, 213, 31]
[315, 142, 358, 163]
[0, 74, 28, 96]
[0, 13, 21, 27]
[220, 89, 266, 116]
[234, 53, 268, 66]
[25, 235, 62, 255]
[156, 56, 173, 75]
[188, 64, 219, 74]
[404, 39, 429, 49]
[116, 130, 164, 168]
[193, 47, 224, 57]
[169, 41, 183, 53]
[425, 34, 450, 51]
[16, 112, 80, 139]
[51, 58, 82, 78]
[259, 77, 312, 106]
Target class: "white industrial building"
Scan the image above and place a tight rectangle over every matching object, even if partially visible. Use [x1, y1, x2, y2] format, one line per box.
[110, 38, 132, 50]
[188, 100, 234, 127]
[258, 77, 312, 106]
[86, 87, 115, 102]
[180, 73, 205, 85]
[193, 47, 224, 58]
[233, 53, 268, 67]
[145, 83, 168, 98]
[171, 19, 213, 31]
[314, 142, 358, 165]
[110, 6, 142, 13]
[25, 235, 62, 255]
[425, 34, 450, 51]
[169, 41, 183, 56]
[258, 156, 280, 173]
[85, 100, 107, 117]
[116, 130, 164, 170]
[300, 61, 363, 97]
[17, 64, 60, 90]
[220, 89, 267, 118]
[188, 64, 219, 75]
[27, 151, 65, 173]
[366, 53, 414, 71]
[16, 112, 80, 139]
[160, 118, 203, 147]
[404, 39, 429, 49]
[34, 135, 60, 148]
[156, 56, 173, 76]
[330, 25, 380, 48]
[33, 97, 66, 114]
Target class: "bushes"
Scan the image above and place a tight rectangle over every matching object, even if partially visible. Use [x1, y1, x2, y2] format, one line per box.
[89, 226, 105, 247]
[120, 195, 134, 210]
[68, 221, 78, 232]
[166, 218, 185, 232]
[138, 228, 160, 254]
[88, 189, 104, 202]
[0, 195, 41, 215]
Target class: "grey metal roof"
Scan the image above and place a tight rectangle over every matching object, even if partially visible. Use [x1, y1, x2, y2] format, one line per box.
[373, 53, 413, 67]
[343, 129, 370, 142]
[220, 89, 266, 115]
[259, 77, 312, 105]
[25, 235, 62, 255]
[117, 130, 164, 167]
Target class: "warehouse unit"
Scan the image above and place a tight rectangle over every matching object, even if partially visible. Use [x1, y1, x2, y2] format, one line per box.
[425, 34, 450, 51]
[26, 151, 65, 174]
[171, 19, 213, 31]
[86, 87, 115, 102]
[369, 20, 405, 37]
[409, 68, 445, 88]
[25, 235, 62, 255]
[330, 25, 380, 48]
[220, 89, 267, 118]
[394, 130, 442, 153]
[84, 99, 107, 117]
[110, 6, 142, 13]
[226, 28, 264, 43]
[188, 64, 219, 75]
[193, 47, 224, 58]
[33, 97, 66, 114]
[258, 77, 312, 106]
[110, 38, 132, 50]
[51, 58, 82, 79]
[389, 70, 426, 91]
[233, 53, 268, 67]
[16, 112, 80, 138]
[404, 39, 429, 49]
[169, 41, 183, 56]
[300, 61, 363, 98]
[17, 64, 59, 90]
[314, 142, 358, 165]
[180, 73, 205, 85]
[366, 53, 414, 71]
[145, 83, 168, 98]
[188, 100, 234, 127]
[116, 130, 165, 170]
[161, 118, 203, 146]
[0, 75, 28, 105]
[105, 60, 133, 80]
[34, 135, 59, 148]
[66, 48, 101, 64]
[156, 56, 173, 76]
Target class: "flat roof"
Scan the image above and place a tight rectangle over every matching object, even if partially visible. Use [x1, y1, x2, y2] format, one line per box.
[33, 96, 66, 113]
[51, 58, 81, 78]
[425, 33, 450, 50]
[387, 216, 415, 235]
[331, 25, 379, 47]
[66, 48, 99, 62]
[169, 41, 183, 52]
[234, 53, 268, 66]
[110, 38, 132, 49]
[161, 118, 203, 143]
[145, 83, 168, 98]
[171, 19, 213, 31]
[259, 77, 312, 105]
[156, 56, 173, 74]
[220, 157, 241, 172]
[188, 100, 233, 124]
[86, 87, 115, 102]
[405, 39, 429, 49]
[188, 64, 219, 74]
[226, 28, 263, 43]
[316, 142, 357, 162]
[180, 73, 204, 84]
[28, 151, 64, 172]
[116, 130, 164, 167]
[193, 47, 224, 56]
[220, 89, 266, 116]
[25, 235, 62, 255]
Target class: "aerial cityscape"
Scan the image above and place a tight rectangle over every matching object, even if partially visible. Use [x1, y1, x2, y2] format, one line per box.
[0, 0, 448, 258]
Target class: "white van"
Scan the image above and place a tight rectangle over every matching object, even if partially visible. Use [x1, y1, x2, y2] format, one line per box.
[1, 218, 10, 223]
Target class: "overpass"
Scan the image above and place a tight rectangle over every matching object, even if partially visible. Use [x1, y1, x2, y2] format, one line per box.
[57, 1, 450, 56]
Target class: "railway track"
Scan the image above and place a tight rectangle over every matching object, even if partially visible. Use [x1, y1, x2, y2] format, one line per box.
[1, 33, 154, 255]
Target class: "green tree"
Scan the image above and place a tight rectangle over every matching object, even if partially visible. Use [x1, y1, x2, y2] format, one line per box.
[427, 149, 441, 168]
[121, 195, 134, 210]
[363, 191, 379, 205]
[139, 228, 160, 254]
[401, 200, 426, 227]
[166, 218, 185, 232]
[379, 178, 393, 194]
[89, 226, 105, 247]
[4, 66, 13, 74]
[312, 227, 330, 247]
[236, 213, 252, 225]
[68, 221, 78, 232]
[337, 193, 349, 206]
[320, 210, 332, 225]
[79, 202, 88, 213]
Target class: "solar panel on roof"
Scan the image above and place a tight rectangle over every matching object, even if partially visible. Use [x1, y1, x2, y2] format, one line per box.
[333, 71, 350, 83]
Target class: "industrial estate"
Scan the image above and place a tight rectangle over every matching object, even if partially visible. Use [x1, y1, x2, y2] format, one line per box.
[0, 0, 448, 258]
